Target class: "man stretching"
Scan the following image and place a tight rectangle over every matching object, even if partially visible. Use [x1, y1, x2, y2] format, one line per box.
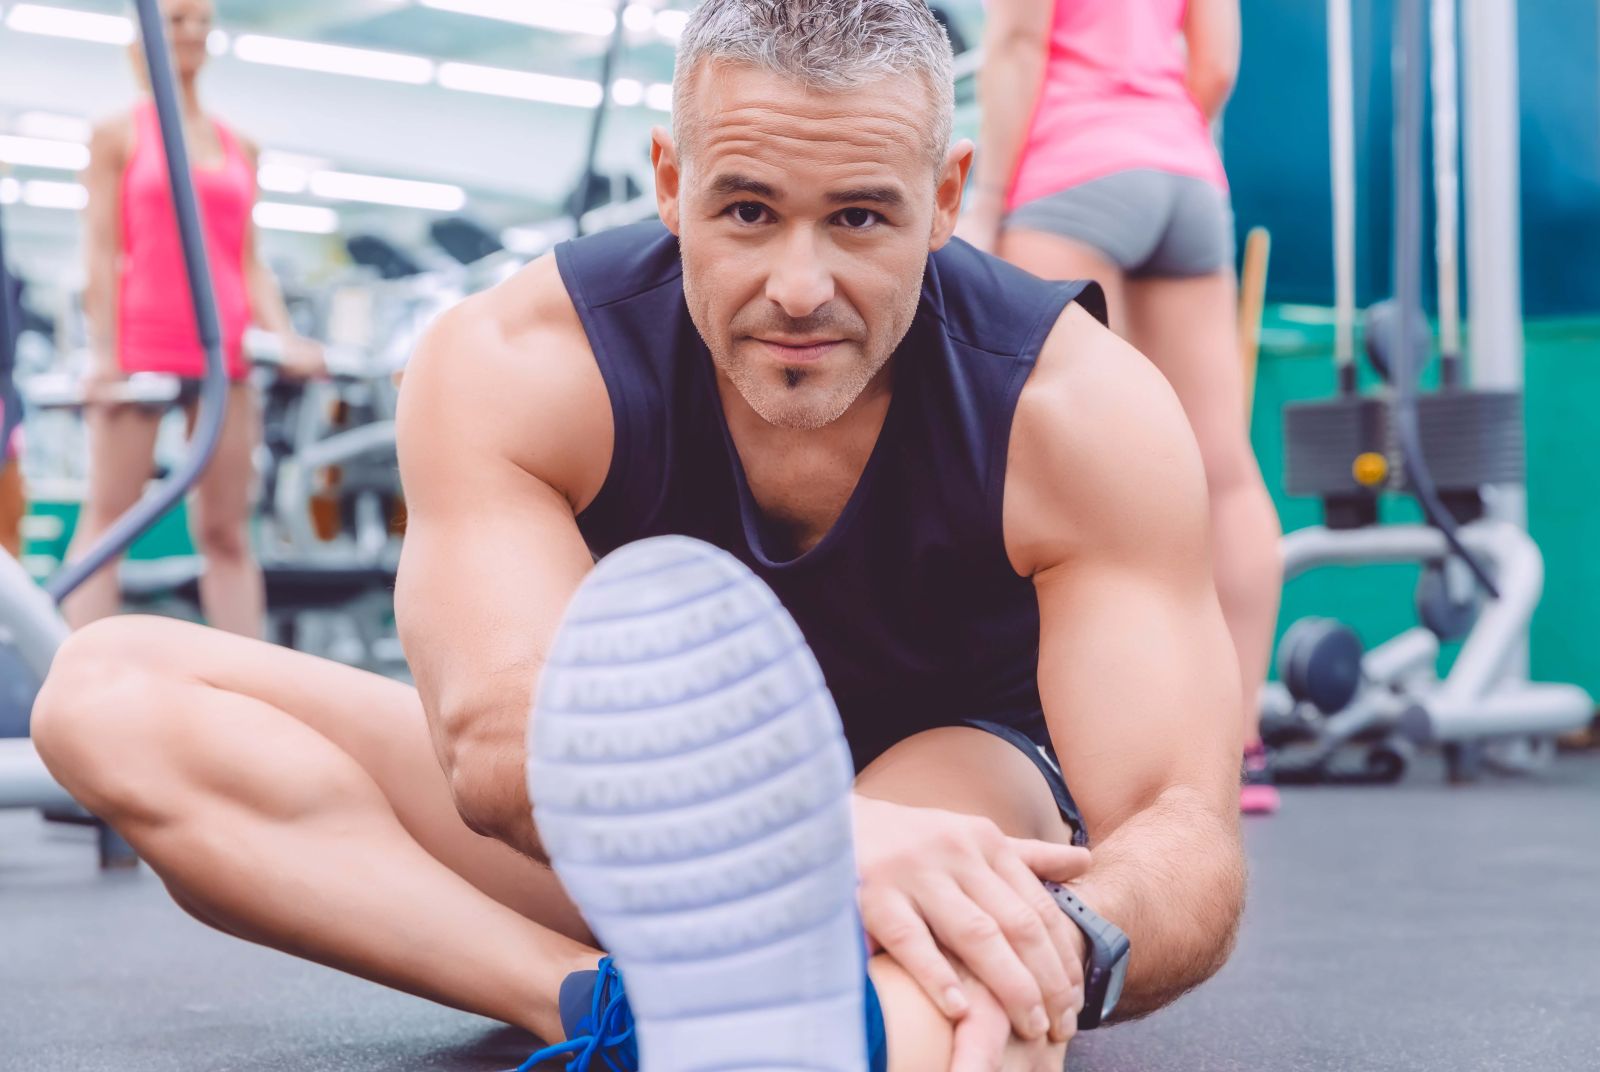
[35, 1, 1246, 1068]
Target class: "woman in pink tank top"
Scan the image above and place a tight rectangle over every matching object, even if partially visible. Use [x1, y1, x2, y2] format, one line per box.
[962, 0, 1284, 815]
[66, 0, 318, 637]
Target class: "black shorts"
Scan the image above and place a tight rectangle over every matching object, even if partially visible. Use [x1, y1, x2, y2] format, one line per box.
[963, 716, 1087, 847]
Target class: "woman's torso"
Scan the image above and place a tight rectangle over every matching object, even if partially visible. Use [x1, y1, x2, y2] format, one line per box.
[1008, 0, 1228, 210]
[117, 100, 254, 379]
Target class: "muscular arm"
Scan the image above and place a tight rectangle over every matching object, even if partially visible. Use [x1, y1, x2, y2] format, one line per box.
[1006, 306, 1246, 1019]
[964, 0, 1052, 223]
[1184, 0, 1242, 121]
[81, 117, 129, 374]
[393, 257, 612, 859]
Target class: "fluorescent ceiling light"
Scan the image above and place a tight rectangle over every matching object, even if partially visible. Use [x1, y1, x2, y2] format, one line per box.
[260, 150, 332, 172]
[654, 9, 689, 42]
[257, 164, 309, 195]
[502, 219, 576, 257]
[5, 3, 135, 45]
[254, 202, 340, 235]
[611, 79, 644, 107]
[417, 0, 615, 37]
[623, 4, 656, 33]
[645, 83, 674, 112]
[0, 134, 91, 171]
[437, 63, 602, 108]
[233, 35, 435, 84]
[309, 170, 465, 212]
[0, 178, 18, 205]
[14, 111, 92, 144]
[256, 151, 332, 194]
[22, 180, 89, 210]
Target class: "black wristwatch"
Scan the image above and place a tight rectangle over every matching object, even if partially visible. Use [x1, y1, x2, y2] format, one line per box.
[1043, 881, 1131, 1030]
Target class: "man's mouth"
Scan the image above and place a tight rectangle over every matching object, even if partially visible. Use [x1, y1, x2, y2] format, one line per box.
[753, 338, 844, 364]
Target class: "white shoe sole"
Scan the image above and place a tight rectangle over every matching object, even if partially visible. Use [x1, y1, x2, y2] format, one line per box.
[528, 536, 868, 1072]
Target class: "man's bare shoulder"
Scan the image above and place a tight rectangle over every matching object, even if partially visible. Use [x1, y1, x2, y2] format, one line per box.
[397, 254, 612, 512]
[1003, 304, 1209, 577]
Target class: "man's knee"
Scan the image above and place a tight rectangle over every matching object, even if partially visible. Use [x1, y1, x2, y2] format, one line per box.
[32, 616, 187, 815]
[856, 727, 1069, 845]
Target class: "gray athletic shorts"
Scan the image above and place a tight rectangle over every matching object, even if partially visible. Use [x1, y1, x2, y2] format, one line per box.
[1006, 168, 1236, 278]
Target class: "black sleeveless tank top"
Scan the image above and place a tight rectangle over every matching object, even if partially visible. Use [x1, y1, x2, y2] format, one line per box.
[556, 221, 1105, 768]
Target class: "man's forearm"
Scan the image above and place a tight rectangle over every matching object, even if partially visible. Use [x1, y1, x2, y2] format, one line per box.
[425, 694, 556, 864]
[1071, 787, 1245, 1020]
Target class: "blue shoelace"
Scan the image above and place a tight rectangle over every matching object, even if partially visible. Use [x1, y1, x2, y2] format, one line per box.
[515, 957, 637, 1072]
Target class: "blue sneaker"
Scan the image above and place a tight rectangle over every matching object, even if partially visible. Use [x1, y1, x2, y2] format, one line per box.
[517, 957, 636, 1071]
[527, 537, 874, 1071]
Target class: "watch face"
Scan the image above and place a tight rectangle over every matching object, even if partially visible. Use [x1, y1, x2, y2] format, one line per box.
[1103, 953, 1130, 1017]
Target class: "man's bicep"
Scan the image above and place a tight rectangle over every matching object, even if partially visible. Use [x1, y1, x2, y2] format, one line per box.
[1015, 316, 1242, 841]
[395, 461, 593, 737]
[391, 288, 609, 779]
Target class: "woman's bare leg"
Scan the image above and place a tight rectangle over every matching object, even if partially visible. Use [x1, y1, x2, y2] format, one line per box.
[997, 228, 1128, 335]
[1125, 271, 1283, 747]
[188, 383, 265, 638]
[61, 403, 163, 627]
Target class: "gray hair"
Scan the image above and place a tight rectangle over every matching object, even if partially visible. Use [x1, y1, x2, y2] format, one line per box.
[672, 0, 955, 167]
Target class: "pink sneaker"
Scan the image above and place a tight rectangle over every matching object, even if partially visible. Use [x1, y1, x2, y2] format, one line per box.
[1241, 744, 1281, 815]
[1240, 782, 1281, 814]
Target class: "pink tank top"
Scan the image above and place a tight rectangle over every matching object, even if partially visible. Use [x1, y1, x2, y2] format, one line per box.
[118, 100, 253, 380]
[1006, 0, 1228, 212]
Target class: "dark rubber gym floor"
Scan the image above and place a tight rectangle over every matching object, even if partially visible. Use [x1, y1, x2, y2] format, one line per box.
[4, 753, 1598, 1072]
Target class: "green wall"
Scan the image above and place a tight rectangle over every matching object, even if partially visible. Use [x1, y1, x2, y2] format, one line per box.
[1252, 311, 1600, 698]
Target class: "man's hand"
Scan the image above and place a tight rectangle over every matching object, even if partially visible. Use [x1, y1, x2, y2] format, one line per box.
[853, 795, 1090, 1043]
[950, 961, 1080, 1072]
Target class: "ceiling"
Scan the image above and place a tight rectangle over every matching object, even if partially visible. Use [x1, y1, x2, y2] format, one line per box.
[0, 0, 985, 289]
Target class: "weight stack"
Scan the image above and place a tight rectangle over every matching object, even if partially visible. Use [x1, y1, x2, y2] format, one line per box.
[1282, 390, 1525, 519]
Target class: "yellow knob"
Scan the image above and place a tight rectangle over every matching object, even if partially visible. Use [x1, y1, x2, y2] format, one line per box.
[1352, 452, 1389, 487]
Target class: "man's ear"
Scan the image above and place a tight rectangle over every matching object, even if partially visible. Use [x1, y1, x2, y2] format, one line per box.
[651, 126, 682, 235]
[929, 139, 975, 251]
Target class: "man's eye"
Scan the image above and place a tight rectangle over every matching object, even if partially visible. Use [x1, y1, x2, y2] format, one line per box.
[732, 203, 768, 224]
[839, 208, 881, 229]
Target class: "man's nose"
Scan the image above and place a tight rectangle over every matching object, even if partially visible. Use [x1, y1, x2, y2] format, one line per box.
[764, 227, 836, 319]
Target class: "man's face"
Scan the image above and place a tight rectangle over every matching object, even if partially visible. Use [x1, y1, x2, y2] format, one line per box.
[655, 62, 968, 431]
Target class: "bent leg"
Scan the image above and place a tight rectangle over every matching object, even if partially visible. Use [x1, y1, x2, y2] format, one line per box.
[1125, 271, 1283, 745]
[857, 727, 1075, 1071]
[32, 616, 595, 1042]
